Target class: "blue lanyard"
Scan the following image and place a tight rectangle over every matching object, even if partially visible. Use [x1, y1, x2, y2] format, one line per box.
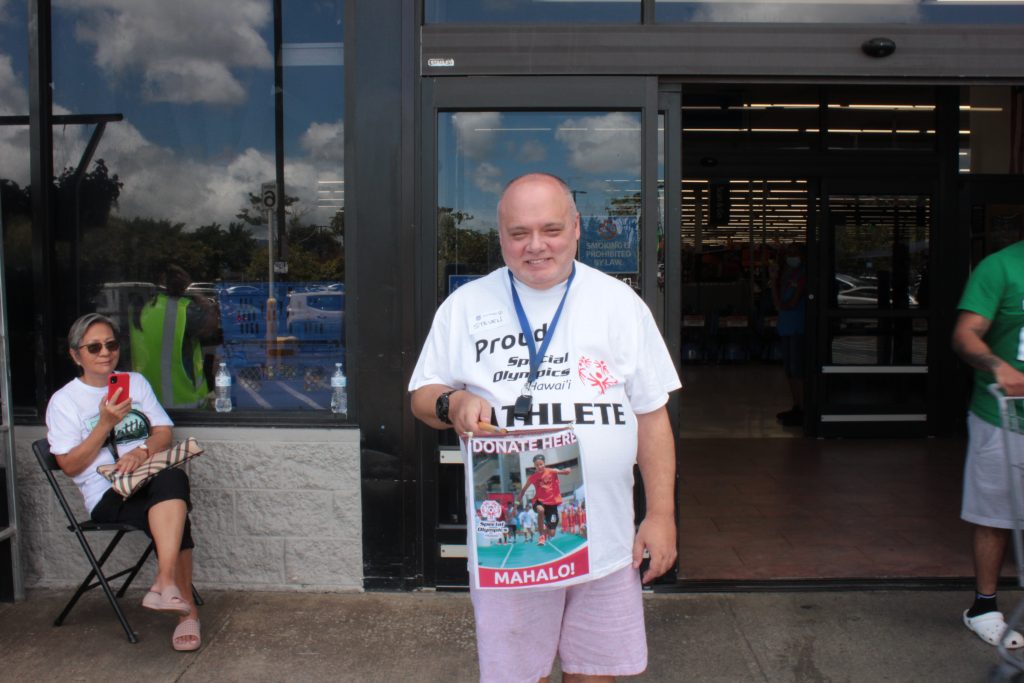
[508, 264, 576, 390]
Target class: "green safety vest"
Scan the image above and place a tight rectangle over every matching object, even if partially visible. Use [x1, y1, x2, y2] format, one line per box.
[130, 294, 209, 409]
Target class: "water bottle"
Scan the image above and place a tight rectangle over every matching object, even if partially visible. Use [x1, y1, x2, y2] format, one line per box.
[214, 362, 233, 413]
[330, 363, 347, 414]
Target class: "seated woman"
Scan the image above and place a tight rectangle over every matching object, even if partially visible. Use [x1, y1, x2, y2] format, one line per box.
[45, 313, 201, 651]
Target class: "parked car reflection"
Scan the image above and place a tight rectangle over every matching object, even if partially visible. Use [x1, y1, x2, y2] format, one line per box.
[286, 287, 344, 343]
[835, 273, 918, 308]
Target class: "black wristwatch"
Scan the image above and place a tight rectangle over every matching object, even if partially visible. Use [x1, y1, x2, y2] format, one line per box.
[435, 389, 459, 425]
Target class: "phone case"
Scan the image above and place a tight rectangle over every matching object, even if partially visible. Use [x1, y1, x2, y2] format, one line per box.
[108, 373, 130, 402]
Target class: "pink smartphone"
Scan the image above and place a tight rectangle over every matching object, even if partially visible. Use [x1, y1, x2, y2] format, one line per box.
[107, 373, 130, 403]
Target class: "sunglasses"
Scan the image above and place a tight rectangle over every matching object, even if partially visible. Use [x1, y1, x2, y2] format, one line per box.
[78, 340, 120, 354]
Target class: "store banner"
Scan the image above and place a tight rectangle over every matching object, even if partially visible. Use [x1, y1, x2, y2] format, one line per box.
[579, 216, 639, 274]
[463, 426, 590, 589]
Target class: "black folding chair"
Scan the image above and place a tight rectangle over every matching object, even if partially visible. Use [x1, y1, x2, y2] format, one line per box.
[31, 438, 201, 643]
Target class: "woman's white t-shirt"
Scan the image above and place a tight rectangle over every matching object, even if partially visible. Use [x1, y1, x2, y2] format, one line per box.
[46, 372, 173, 513]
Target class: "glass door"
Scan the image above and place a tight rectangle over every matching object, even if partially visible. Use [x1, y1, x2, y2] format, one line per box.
[815, 182, 934, 436]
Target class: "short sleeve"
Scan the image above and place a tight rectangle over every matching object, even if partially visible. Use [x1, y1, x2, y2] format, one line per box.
[958, 254, 1004, 321]
[408, 298, 457, 392]
[625, 297, 682, 415]
[45, 392, 86, 456]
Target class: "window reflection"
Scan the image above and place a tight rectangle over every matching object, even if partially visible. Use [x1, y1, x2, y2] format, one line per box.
[656, 0, 1024, 24]
[46, 0, 346, 412]
[830, 194, 929, 311]
[0, 1, 34, 410]
[828, 318, 928, 365]
[426, 0, 640, 23]
[437, 111, 642, 302]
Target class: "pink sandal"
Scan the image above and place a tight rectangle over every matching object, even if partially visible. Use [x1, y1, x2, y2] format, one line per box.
[142, 586, 191, 616]
[173, 618, 201, 652]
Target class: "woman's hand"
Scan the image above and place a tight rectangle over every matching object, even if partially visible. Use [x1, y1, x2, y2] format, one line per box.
[113, 447, 149, 474]
[97, 388, 131, 430]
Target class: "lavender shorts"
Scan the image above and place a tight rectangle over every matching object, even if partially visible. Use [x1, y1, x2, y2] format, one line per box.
[470, 565, 647, 682]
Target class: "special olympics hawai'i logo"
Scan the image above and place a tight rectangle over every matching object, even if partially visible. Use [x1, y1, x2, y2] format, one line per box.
[578, 356, 619, 395]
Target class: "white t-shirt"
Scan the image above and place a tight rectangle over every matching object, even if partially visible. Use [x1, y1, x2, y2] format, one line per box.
[46, 372, 173, 513]
[409, 261, 682, 582]
[520, 508, 537, 530]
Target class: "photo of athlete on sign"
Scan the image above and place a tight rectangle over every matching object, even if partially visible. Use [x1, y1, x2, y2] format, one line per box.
[521, 454, 571, 547]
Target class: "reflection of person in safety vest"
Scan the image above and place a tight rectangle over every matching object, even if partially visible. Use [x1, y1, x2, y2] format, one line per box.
[130, 265, 216, 409]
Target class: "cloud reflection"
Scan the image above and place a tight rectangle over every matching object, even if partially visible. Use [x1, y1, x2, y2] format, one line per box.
[452, 111, 503, 161]
[0, 55, 30, 184]
[473, 161, 505, 195]
[686, 0, 921, 23]
[555, 112, 640, 175]
[301, 120, 345, 164]
[59, 0, 273, 105]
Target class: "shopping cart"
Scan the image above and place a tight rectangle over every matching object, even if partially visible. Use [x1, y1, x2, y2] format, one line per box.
[988, 383, 1024, 683]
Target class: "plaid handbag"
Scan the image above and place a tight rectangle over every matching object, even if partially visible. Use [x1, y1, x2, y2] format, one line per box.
[96, 438, 204, 498]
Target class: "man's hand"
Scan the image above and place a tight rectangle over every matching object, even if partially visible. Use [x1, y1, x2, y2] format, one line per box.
[995, 363, 1024, 397]
[449, 390, 498, 435]
[635, 406, 677, 584]
[632, 513, 677, 583]
[410, 384, 499, 434]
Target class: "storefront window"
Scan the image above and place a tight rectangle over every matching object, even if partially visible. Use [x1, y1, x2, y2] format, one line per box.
[49, 1, 346, 413]
[825, 87, 936, 152]
[656, 0, 1024, 24]
[680, 85, 941, 155]
[425, 0, 640, 23]
[0, 1, 34, 411]
[437, 110, 642, 303]
[960, 86, 1023, 176]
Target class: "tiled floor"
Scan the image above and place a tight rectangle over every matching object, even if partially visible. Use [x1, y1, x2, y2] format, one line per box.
[679, 362, 797, 439]
[675, 364, 990, 582]
[676, 436, 978, 580]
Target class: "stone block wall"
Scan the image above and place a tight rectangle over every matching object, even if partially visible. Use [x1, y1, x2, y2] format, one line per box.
[13, 425, 363, 592]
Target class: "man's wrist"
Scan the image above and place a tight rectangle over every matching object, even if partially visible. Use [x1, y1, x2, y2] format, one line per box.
[982, 354, 1006, 372]
[435, 388, 460, 425]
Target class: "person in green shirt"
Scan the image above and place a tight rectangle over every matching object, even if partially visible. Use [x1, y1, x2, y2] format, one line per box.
[953, 239, 1024, 648]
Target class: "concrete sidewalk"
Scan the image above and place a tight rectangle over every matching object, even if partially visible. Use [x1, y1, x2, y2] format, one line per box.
[0, 588, 1013, 681]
